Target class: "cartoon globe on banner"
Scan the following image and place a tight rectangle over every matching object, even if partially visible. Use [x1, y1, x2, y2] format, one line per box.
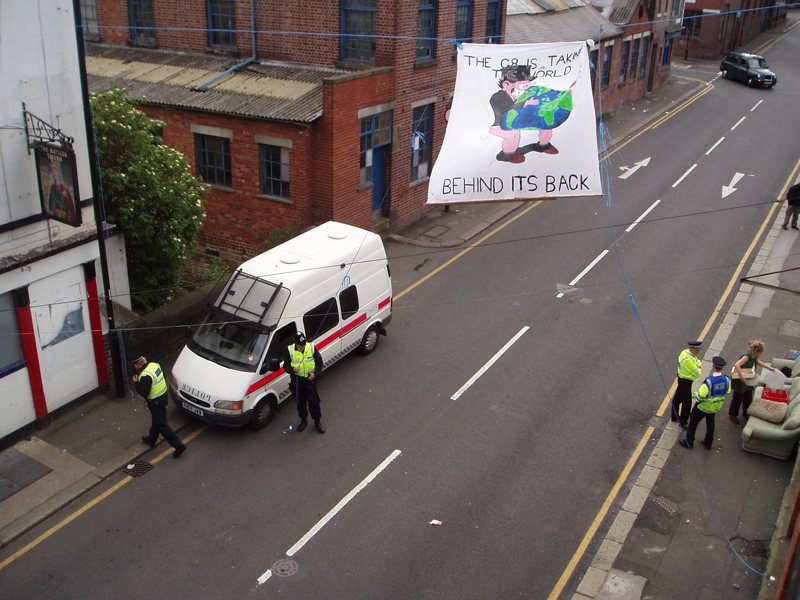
[501, 88, 574, 131]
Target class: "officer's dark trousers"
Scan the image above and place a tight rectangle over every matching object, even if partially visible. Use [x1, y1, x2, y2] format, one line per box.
[671, 377, 693, 425]
[293, 376, 321, 422]
[685, 405, 716, 447]
[145, 395, 183, 449]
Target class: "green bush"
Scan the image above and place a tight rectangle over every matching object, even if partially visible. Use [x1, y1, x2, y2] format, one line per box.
[91, 88, 208, 312]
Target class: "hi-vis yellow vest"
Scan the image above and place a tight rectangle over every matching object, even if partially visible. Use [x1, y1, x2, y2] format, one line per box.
[677, 349, 702, 381]
[141, 362, 167, 399]
[694, 374, 731, 414]
[290, 343, 316, 378]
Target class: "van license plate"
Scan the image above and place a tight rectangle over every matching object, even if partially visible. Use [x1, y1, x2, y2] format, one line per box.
[182, 402, 204, 416]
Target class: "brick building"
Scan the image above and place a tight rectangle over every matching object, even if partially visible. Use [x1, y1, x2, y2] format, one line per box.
[677, 0, 787, 60]
[83, 0, 508, 260]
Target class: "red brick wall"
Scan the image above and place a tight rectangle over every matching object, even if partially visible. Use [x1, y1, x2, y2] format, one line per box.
[141, 105, 314, 257]
[92, 1, 503, 248]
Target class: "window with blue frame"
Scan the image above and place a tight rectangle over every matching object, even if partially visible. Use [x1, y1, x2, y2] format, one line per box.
[602, 44, 613, 87]
[455, 0, 472, 44]
[359, 111, 392, 186]
[0, 292, 25, 379]
[639, 38, 649, 78]
[209, 0, 235, 47]
[662, 38, 673, 66]
[342, 0, 376, 62]
[195, 134, 232, 187]
[630, 38, 640, 80]
[260, 144, 290, 199]
[411, 105, 433, 181]
[416, 0, 436, 60]
[80, 0, 99, 37]
[619, 39, 630, 83]
[485, 0, 502, 43]
[130, 0, 155, 40]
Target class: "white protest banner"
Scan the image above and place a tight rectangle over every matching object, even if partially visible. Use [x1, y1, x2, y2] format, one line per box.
[427, 41, 602, 205]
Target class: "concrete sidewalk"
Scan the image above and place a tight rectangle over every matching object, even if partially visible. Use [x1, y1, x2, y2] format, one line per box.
[2, 21, 799, 599]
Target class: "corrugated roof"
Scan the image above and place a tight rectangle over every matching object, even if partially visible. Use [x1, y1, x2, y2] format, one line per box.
[589, 0, 640, 25]
[86, 45, 347, 123]
[505, 4, 623, 44]
[508, 0, 583, 14]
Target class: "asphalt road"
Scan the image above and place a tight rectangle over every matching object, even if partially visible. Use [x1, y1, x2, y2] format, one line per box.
[2, 30, 800, 600]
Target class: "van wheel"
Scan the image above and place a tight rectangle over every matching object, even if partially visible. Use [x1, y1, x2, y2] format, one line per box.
[250, 396, 277, 430]
[748, 78, 756, 88]
[721, 69, 728, 79]
[357, 326, 380, 355]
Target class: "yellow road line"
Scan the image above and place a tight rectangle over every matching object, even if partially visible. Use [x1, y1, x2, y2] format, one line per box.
[394, 201, 542, 301]
[547, 104, 799, 600]
[0, 423, 209, 570]
[547, 427, 654, 599]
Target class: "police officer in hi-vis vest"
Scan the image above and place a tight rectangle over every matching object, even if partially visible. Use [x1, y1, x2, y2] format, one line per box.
[670, 341, 703, 429]
[679, 356, 731, 451]
[133, 355, 187, 458]
[284, 332, 325, 434]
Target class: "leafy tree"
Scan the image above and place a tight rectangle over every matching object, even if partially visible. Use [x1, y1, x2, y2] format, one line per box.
[91, 88, 207, 312]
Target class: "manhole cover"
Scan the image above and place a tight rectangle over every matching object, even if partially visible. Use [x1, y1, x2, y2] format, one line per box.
[651, 495, 680, 516]
[271, 558, 299, 577]
[124, 460, 153, 477]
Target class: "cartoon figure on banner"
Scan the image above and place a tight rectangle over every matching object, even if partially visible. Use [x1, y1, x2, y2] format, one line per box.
[489, 65, 575, 163]
[47, 163, 77, 224]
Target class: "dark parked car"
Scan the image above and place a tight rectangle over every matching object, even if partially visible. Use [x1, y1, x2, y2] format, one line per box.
[719, 52, 777, 88]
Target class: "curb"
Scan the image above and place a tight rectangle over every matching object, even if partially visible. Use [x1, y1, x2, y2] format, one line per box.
[0, 411, 191, 549]
[389, 203, 524, 248]
[572, 187, 787, 599]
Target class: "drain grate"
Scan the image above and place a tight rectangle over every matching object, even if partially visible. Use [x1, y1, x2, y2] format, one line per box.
[271, 558, 299, 577]
[124, 460, 154, 477]
[651, 495, 680, 517]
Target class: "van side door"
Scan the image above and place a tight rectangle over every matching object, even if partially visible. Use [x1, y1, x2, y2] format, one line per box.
[303, 297, 343, 370]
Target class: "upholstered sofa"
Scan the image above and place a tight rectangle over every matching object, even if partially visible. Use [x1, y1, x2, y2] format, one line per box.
[741, 379, 800, 460]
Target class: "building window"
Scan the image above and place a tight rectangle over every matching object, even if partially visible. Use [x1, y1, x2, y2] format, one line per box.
[589, 48, 599, 89]
[411, 104, 433, 181]
[683, 10, 702, 37]
[455, 0, 472, 43]
[671, 0, 682, 17]
[130, 0, 156, 40]
[417, 0, 436, 60]
[630, 38, 640, 80]
[0, 292, 25, 378]
[619, 39, 630, 83]
[662, 38, 673, 66]
[342, 0, 376, 62]
[80, 0, 99, 37]
[195, 134, 232, 187]
[639, 37, 649, 78]
[360, 111, 392, 186]
[602, 44, 613, 87]
[209, 0, 236, 47]
[260, 144, 290, 199]
[486, 0, 502, 43]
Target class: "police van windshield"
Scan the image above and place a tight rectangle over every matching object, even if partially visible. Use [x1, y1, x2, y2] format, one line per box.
[188, 311, 268, 372]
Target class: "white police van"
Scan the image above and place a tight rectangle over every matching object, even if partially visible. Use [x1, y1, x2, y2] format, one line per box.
[168, 221, 392, 429]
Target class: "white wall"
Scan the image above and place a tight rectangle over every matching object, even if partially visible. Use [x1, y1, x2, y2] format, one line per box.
[0, 0, 92, 250]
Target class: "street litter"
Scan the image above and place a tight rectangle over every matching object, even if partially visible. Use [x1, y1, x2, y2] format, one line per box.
[430, 520, 442, 526]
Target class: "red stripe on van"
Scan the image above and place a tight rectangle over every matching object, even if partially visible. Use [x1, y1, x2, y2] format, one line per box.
[378, 296, 391, 309]
[247, 307, 385, 395]
[247, 369, 284, 396]
[318, 313, 367, 349]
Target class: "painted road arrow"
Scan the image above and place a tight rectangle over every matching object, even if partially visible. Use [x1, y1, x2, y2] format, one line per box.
[618, 157, 651, 180]
[722, 172, 745, 198]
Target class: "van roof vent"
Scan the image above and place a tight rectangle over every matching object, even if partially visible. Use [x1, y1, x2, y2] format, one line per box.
[280, 253, 301, 264]
[328, 229, 347, 240]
